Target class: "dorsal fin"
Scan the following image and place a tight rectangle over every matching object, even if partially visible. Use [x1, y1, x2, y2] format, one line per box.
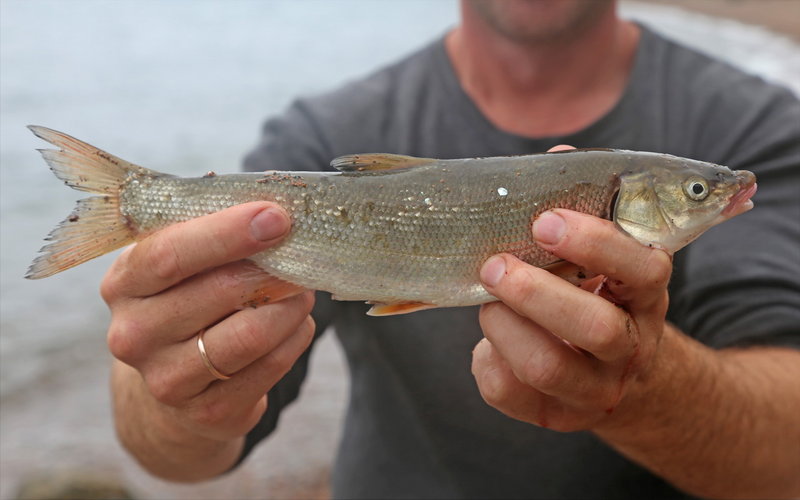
[331, 153, 437, 172]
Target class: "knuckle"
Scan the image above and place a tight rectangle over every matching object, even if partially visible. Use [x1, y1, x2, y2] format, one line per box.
[100, 267, 124, 304]
[478, 368, 513, 408]
[99, 274, 120, 304]
[229, 398, 268, 437]
[188, 399, 232, 429]
[229, 314, 266, 355]
[300, 316, 316, 345]
[478, 302, 514, 342]
[479, 301, 504, 328]
[640, 251, 672, 289]
[210, 222, 249, 257]
[559, 214, 612, 255]
[300, 291, 316, 315]
[100, 248, 137, 303]
[106, 317, 143, 364]
[521, 348, 564, 390]
[506, 267, 543, 311]
[144, 370, 181, 406]
[266, 343, 294, 371]
[583, 309, 621, 356]
[147, 236, 185, 282]
[656, 292, 670, 316]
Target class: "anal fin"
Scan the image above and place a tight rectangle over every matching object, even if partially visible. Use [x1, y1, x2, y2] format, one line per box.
[367, 301, 439, 316]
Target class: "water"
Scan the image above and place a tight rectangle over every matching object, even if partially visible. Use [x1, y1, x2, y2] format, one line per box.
[0, 0, 461, 397]
[1, 1, 798, 498]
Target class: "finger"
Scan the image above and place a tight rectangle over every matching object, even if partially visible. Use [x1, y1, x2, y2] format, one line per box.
[480, 254, 636, 362]
[531, 209, 672, 308]
[142, 291, 315, 403]
[206, 313, 315, 403]
[479, 300, 625, 409]
[101, 202, 291, 300]
[191, 291, 315, 386]
[107, 261, 295, 361]
[183, 315, 316, 440]
[471, 338, 549, 425]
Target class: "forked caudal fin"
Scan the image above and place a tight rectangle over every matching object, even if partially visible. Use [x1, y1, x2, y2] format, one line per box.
[26, 126, 160, 279]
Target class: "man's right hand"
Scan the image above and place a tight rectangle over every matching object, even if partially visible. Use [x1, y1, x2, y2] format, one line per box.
[101, 202, 315, 481]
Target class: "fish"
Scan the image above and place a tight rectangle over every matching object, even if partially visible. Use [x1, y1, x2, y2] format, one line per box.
[25, 125, 757, 315]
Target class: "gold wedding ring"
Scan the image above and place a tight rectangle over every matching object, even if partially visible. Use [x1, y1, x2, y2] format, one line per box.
[197, 329, 231, 381]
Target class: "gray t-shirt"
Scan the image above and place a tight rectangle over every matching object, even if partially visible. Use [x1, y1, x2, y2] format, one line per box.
[240, 25, 800, 499]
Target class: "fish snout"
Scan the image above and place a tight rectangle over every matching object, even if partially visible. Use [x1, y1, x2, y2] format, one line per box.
[723, 170, 757, 218]
[734, 169, 756, 189]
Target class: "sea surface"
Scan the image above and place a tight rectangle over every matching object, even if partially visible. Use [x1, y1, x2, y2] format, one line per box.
[1, 1, 798, 498]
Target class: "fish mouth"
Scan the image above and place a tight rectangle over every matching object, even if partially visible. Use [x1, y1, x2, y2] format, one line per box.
[722, 170, 757, 218]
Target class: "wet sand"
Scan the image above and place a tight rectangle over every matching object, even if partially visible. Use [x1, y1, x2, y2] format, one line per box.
[641, 0, 799, 41]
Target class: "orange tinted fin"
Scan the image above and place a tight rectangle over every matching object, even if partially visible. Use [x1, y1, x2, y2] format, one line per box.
[367, 301, 439, 316]
[541, 260, 596, 285]
[238, 274, 307, 309]
[26, 196, 134, 279]
[25, 125, 163, 278]
[330, 153, 437, 173]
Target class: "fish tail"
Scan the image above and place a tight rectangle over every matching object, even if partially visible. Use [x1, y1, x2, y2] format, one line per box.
[26, 126, 155, 279]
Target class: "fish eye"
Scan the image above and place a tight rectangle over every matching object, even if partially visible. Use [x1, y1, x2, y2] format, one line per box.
[685, 179, 709, 201]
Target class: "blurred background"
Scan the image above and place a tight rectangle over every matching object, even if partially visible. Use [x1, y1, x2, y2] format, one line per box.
[1, 1, 797, 498]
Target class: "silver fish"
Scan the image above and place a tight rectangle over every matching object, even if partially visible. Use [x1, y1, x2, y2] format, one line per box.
[26, 126, 756, 315]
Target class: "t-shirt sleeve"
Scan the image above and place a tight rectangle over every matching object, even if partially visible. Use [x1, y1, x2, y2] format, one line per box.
[670, 70, 800, 349]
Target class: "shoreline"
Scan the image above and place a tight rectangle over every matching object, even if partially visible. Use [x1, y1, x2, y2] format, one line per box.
[637, 0, 800, 42]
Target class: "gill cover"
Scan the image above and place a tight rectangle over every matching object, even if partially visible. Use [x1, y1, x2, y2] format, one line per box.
[613, 171, 672, 250]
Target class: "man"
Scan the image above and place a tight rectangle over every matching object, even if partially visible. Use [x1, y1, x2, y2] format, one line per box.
[104, 1, 800, 498]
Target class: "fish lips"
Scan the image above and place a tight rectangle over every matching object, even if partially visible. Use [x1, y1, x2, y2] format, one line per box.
[722, 170, 757, 218]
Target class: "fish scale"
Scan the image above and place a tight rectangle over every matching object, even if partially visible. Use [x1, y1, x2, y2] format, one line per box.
[25, 126, 756, 315]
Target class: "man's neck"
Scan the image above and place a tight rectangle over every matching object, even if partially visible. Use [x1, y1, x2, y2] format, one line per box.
[446, 5, 639, 138]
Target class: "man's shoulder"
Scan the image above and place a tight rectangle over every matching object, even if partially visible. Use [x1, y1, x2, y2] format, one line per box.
[637, 25, 799, 164]
[641, 24, 798, 112]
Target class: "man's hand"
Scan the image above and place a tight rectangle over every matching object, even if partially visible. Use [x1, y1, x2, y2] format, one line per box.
[471, 207, 800, 498]
[472, 208, 671, 430]
[102, 202, 315, 481]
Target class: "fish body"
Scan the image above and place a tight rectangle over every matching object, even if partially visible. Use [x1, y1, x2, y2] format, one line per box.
[26, 126, 756, 315]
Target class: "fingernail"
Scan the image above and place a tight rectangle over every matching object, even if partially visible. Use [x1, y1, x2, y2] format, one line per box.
[533, 211, 566, 245]
[250, 208, 289, 241]
[481, 255, 506, 287]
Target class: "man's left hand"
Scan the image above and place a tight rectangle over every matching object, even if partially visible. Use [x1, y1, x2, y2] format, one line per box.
[472, 208, 672, 431]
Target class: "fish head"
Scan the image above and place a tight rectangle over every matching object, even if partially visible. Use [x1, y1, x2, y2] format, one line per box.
[614, 155, 756, 253]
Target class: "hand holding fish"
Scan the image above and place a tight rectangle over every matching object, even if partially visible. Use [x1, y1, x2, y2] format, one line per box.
[103, 202, 315, 480]
[473, 208, 671, 431]
[27, 126, 777, 487]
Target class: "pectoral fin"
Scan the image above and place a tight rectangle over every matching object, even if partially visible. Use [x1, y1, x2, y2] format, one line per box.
[238, 273, 307, 309]
[542, 260, 596, 285]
